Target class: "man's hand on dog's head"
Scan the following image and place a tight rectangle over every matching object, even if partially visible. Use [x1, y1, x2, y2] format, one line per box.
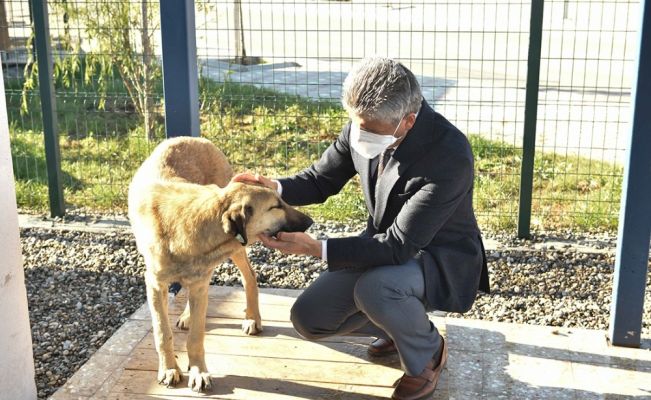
[231, 172, 278, 191]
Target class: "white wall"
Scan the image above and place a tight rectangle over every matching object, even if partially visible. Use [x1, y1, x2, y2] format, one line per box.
[0, 64, 37, 398]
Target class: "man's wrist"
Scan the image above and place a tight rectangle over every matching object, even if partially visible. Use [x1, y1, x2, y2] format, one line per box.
[310, 239, 322, 258]
[271, 179, 282, 195]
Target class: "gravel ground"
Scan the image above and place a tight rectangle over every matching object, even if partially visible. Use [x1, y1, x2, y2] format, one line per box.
[20, 222, 650, 399]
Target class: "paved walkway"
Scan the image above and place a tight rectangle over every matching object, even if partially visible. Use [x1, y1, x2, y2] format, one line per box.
[198, 56, 629, 166]
[51, 286, 650, 399]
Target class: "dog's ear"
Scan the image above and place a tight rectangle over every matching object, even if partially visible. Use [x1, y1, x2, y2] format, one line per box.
[222, 203, 253, 245]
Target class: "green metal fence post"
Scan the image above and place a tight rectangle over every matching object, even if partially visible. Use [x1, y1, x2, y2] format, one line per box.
[609, 0, 651, 348]
[160, 0, 200, 138]
[31, 0, 64, 217]
[518, 0, 545, 238]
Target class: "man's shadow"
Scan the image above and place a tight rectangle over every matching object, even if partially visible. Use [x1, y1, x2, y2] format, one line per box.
[442, 322, 651, 399]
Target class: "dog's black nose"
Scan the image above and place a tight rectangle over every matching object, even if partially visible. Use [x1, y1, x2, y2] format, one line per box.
[299, 215, 314, 232]
[281, 211, 314, 233]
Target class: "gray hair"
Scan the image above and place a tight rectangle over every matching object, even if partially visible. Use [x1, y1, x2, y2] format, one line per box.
[342, 57, 423, 125]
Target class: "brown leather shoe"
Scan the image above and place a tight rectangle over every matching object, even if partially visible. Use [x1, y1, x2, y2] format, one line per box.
[391, 338, 448, 400]
[368, 338, 398, 357]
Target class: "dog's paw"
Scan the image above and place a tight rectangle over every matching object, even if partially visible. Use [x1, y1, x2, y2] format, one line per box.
[175, 313, 190, 330]
[241, 318, 263, 335]
[158, 368, 182, 388]
[188, 366, 212, 392]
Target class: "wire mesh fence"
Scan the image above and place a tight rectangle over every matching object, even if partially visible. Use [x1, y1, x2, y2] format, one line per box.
[1, 0, 638, 231]
[533, 0, 634, 229]
[2, 0, 164, 213]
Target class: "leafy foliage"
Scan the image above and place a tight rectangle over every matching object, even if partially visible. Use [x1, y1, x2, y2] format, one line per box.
[21, 0, 162, 139]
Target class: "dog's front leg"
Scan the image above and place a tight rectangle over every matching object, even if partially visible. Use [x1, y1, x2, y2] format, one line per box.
[186, 282, 212, 392]
[231, 247, 262, 335]
[146, 279, 182, 387]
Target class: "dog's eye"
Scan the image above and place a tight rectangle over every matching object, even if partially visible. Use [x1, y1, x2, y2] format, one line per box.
[268, 203, 282, 211]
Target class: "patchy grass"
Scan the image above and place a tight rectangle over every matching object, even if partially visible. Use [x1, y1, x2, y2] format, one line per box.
[469, 135, 622, 230]
[6, 75, 621, 230]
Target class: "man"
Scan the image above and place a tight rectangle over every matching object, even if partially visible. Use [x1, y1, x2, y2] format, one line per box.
[234, 57, 489, 400]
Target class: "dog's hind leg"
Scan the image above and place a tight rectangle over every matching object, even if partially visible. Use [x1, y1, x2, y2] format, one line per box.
[146, 276, 182, 387]
[186, 282, 212, 392]
[230, 247, 263, 335]
[176, 300, 191, 330]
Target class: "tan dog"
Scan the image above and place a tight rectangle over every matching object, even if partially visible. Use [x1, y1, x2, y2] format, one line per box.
[128, 137, 313, 392]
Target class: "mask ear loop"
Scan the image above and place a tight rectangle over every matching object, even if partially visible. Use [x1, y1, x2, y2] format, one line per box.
[391, 115, 405, 139]
[406, 72, 422, 118]
[393, 64, 415, 140]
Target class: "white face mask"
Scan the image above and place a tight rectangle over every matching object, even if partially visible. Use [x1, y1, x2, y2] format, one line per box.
[350, 116, 404, 159]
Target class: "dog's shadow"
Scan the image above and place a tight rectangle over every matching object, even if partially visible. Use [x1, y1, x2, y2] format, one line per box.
[206, 374, 388, 400]
[172, 320, 401, 398]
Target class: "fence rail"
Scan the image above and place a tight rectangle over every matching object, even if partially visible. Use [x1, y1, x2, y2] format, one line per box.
[0, 0, 638, 232]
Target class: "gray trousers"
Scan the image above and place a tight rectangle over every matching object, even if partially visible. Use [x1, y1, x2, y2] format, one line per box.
[290, 259, 442, 376]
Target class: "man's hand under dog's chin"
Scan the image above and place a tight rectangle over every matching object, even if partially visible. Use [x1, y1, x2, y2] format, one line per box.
[258, 232, 321, 258]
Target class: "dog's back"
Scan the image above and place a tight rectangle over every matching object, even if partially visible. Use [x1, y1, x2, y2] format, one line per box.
[132, 137, 233, 187]
[129, 137, 232, 211]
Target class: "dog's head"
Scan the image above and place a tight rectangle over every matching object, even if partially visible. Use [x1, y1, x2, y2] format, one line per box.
[220, 182, 314, 245]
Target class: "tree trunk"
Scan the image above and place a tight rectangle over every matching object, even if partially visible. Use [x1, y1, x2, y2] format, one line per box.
[233, 0, 247, 63]
[141, 0, 153, 141]
[0, 1, 11, 51]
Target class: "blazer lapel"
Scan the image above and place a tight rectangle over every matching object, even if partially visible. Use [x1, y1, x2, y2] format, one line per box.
[372, 102, 437, 228]
[373, 156, 401, 227]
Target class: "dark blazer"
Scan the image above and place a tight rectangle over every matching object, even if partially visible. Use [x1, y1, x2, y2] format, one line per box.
[279, 100, 490, 313]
